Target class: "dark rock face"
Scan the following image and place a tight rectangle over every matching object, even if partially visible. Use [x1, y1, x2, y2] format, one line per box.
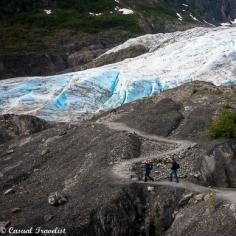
[0, 123, 143, 233]
[183, 0, 236, 22]
[167, 201, 236, 236]
[0, 121, 185, 235]
[116, 98, 184, 136]
[1, 82, 236, 235]
[0, 114, 50, 143]
[223, 0, 236, 21]
[177, 105, 216, 140]
[80, 185, 185, 236]
[0, 31, 135, 79]
[0, 54, 68, 79]
[93, 44, 149, 68]
[130, 0, 236, 23]
[1, 0, 58, 14]
[201, 140, 236, 187]
[80, 184, 148, 236]
[70, 44, 149, 72]
[65, 31, 136, 66]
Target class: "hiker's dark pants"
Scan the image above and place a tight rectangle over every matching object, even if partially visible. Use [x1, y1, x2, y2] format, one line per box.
[170, 170, 179, 182]
[145, 172, 154, 182]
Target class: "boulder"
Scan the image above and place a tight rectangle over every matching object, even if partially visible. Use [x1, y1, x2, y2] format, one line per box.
[10, 207, 21, 213]
[44, 214, 55, 222]
[147, 186, 155, 192]
[0, 114, 50, 144]
[178, 193, 193, 207]
[201, 141, 236, 187]
[194, 193, 205, 201]
[3, 188, 15, 195]
[41, 149, 50, 156]
[48, 192, 67, 206]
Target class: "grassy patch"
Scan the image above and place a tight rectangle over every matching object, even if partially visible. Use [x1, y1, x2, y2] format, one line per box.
[230, 179, 236, 188]
[0, 27, 73, 54]
[208, 108, 236, 139]
[128, 0, 200, 27]
[215, 87, 224, 95]
[0, 9, 142, 54]
[0, 0, 203, 54]
[192, 85, 199, 95]
[208, 189, 216, 215]
[0, 0, 116, 16]
[149, 207, 165, 236]
[3, 10, 141, 33]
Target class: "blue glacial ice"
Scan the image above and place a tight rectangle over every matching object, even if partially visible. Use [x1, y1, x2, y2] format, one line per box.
[0, 26, 236, 122]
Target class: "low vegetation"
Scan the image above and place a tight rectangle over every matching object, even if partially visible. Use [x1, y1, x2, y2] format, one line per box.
[230, 179, 236, 188]
[149, 207, 165, 236]
[0, 11, 141, 54]
[208, 108, 236, 139]
[0, 1, 141, 54]
[0, 0, 116, 16]
[215, 87, 224, 95]
[208, 189, 216, 215]
[192, 85, 199, 94]
[0, 0, 198, 54]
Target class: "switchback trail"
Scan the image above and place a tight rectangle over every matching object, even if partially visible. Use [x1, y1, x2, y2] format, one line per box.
[100, 121, 236, 203]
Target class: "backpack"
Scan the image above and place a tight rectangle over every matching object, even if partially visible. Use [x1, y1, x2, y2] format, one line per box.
[176, 163, 180, 169]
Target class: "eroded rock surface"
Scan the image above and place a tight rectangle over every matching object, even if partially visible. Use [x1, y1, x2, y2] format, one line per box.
[1, 82, 236, 235]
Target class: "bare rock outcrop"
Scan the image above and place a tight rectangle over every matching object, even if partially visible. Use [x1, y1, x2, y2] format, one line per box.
[0, 114, 50, 143]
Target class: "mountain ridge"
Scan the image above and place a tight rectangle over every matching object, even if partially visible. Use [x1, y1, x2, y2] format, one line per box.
[1, 0, 236, 79]
[1, 26, 235, 122]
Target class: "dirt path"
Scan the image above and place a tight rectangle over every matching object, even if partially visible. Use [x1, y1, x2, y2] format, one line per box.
[101, 121, 236, 203]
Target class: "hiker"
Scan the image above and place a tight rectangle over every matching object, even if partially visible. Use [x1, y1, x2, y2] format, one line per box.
[144, 159, 154, 182]
[170, 158, 180, 183]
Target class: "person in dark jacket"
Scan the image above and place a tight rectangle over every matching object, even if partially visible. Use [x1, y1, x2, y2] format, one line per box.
[170, 158, 180, 183]
[144, 159, 154, 182]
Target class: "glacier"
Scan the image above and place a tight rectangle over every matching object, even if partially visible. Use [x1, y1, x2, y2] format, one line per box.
[0, 26, 236, 122]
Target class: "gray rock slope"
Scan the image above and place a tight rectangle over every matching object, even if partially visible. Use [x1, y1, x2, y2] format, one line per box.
[1, 81, 236, 235]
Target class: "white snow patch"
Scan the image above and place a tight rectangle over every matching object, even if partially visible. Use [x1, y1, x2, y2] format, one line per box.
[221, 22, 231, 26]
[44, 9, 52, 15]
[203, 20, 216, 27]
[190, 13, 200, 22]
[89, 12, 102, 16]
[177, 13, 183, 21]
[115, 7, 134, 15]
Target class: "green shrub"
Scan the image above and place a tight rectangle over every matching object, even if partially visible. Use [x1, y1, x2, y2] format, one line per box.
[192, 85, 198, 95]
[149, 207, 165, 236]
[208, 109, 236, 139]
[215, 87, 223, 95]
[4, 10, 141, 33]
[223, 103, 232, 109]
[230, 179, 236, 188]
[208, 189, 216, 215]
[0, 0, 116, 15]
[0, 9, 142, 53]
